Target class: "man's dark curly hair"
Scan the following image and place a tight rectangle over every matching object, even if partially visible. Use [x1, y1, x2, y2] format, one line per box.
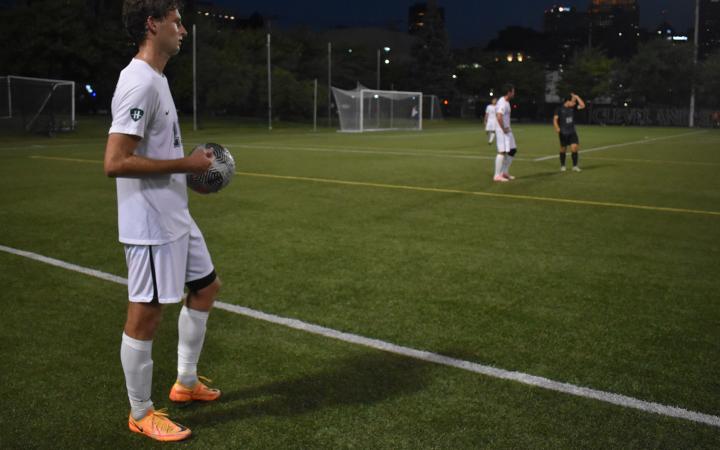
[122, 0, 184, 46]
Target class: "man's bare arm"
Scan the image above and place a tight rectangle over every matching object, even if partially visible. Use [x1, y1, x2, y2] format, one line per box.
[104, 133, 213, 178]
[496, 112, 507, 132]
[573, 93, 586, 110]
[553, 115, 561, 133]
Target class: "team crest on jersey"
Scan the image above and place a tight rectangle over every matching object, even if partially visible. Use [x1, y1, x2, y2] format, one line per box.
[130, 108, 144, 121]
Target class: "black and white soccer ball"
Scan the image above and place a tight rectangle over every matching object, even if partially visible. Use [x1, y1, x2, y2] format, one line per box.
[187, 143, 235, 194]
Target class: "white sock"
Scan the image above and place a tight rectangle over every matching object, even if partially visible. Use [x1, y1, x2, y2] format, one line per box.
[489, 132, 495, 143]
[177, 306, 209, 387]
[494, 154, 505, 177]
[502, 155, 514, 174]
[121, 333, 154, 421]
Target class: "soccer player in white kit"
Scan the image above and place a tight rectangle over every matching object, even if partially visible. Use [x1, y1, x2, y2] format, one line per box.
[493, 84, 518, 182]
[104, 0, 221, 442]
[484, 97, 498, 144]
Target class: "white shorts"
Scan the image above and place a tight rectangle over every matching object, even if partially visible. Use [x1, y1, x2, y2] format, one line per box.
[124, 219, 215, 304]
[495, 130, 516, 153]
[485, 121, 497, 132]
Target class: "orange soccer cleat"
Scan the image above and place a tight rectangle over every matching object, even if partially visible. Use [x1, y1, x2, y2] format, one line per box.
[128, 408, 191, 442]
[169, 376, 222, 403]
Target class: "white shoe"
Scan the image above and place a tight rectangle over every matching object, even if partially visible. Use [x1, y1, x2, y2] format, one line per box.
[560, 166, 567, 172]
[493, 175, 509, 183]
[502, 173, 515, 180]
[572, 166, 582, 172]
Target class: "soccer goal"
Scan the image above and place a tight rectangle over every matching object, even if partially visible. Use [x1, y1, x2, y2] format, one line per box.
[0, 76, 75, 134]
[423, 94, 444, 120]
[332, 86, 422, 132]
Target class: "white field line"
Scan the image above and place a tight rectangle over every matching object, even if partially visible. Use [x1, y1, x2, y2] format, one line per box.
[1, 243, 719, 429]
[534, 130, 709, 161]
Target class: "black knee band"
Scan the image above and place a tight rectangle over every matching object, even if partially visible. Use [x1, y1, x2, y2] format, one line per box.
[186, 270, 217, 292]
[508, 148, 517, 157]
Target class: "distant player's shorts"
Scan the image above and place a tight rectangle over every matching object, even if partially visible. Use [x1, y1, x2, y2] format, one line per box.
[495, 130, 516, 153]
[485, 121, 497, 132]
[124, 219, 215, 303]
[559, 132, 579, 147]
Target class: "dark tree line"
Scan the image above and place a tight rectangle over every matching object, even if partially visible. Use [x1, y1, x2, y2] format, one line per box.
[1, 1, 718, 121]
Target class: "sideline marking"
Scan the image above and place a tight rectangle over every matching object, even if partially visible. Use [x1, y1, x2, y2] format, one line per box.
[1, 243, 718, 429]
[534, 130, 709, 161]
[27, 156, 720, 217]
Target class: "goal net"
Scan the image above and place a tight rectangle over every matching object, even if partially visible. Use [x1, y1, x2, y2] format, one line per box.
[332, 86, 422, 132]
[0, 76, 75, 134]
[423, 94, 444, 120]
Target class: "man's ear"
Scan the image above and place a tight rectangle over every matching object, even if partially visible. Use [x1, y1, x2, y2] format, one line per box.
[146, 16, 158, 35]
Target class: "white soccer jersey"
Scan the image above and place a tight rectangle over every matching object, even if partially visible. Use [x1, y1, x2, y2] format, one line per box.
[109, 58, 191, 245]
[496, 96, 511, 130]
[485, 104, 497, 131]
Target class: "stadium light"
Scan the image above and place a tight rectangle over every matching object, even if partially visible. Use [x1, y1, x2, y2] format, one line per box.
[451, 74, 457, 79]
[384, 47, 391, 52]
[384, 59, 390, 64]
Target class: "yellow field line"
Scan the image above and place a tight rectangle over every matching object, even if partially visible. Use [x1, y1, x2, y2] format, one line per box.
[29, 155, 720, 217]
[237, 171, 720, 217]
[30, 155, 102, 164]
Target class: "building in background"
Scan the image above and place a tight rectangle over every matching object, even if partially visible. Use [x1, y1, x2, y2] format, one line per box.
[408, 1, 445, 34]
[699, 0, 720, 57]
[544, 5, 585, 65]
[588, 0, 640, 58]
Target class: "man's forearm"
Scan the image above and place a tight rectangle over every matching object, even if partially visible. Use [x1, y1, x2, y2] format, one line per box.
[105, 153, 192, 178]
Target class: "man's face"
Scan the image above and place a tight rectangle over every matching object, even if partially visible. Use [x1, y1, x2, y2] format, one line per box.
[565, 98, 576, 108]
[153, 9, 187, 56]
[507, 89, 515, 100]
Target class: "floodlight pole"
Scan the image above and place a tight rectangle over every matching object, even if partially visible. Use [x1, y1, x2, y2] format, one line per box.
[328, 42, 332, 128]
[313, 78, 318, 132]
[71, 81, 75, 130]
[689, 0, 700, 128]
[267, 33, 272, 131]
[193, 24, 197, 132]
[376, 49, 381, 89]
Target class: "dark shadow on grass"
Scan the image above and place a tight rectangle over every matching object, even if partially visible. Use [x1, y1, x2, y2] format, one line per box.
[182, 351, 431, 427]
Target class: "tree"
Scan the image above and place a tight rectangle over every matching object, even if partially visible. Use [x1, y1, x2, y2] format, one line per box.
[698, 51, 720, 108]
[557, 47, 615, 100]
[617, 40, 694, 107]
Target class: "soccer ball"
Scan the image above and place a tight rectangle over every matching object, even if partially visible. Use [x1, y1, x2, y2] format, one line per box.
[186, 143, 235, 194]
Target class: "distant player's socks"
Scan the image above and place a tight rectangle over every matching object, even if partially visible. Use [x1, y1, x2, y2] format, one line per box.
[560, 152, 567, 167]
[572, 152, 578, 167]
[121, 333, 154, 421]
[501, 155, 514, 175]
[494, 154, 504, 177]
[177, 306, 209, 388]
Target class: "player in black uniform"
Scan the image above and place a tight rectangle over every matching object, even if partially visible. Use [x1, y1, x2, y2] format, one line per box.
[553, 93, 585, 172]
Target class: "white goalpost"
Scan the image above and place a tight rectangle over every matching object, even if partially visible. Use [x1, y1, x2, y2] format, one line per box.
[332, 85, 422, 133]
[0, 75, 76, 133]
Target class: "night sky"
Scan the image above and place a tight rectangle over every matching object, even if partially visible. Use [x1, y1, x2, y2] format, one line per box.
[214, 0, 694, 47]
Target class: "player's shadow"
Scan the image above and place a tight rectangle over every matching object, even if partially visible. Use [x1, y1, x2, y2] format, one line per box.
[183, 351, 431, 427]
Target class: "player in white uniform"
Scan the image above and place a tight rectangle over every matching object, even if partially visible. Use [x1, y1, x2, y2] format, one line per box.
[104, 1, 221, 442]
[484, 98, 498, 144]
[493, 84, 518, 182]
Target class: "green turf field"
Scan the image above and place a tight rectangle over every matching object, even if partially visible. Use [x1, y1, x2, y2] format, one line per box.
[1, 118, 719, 448]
